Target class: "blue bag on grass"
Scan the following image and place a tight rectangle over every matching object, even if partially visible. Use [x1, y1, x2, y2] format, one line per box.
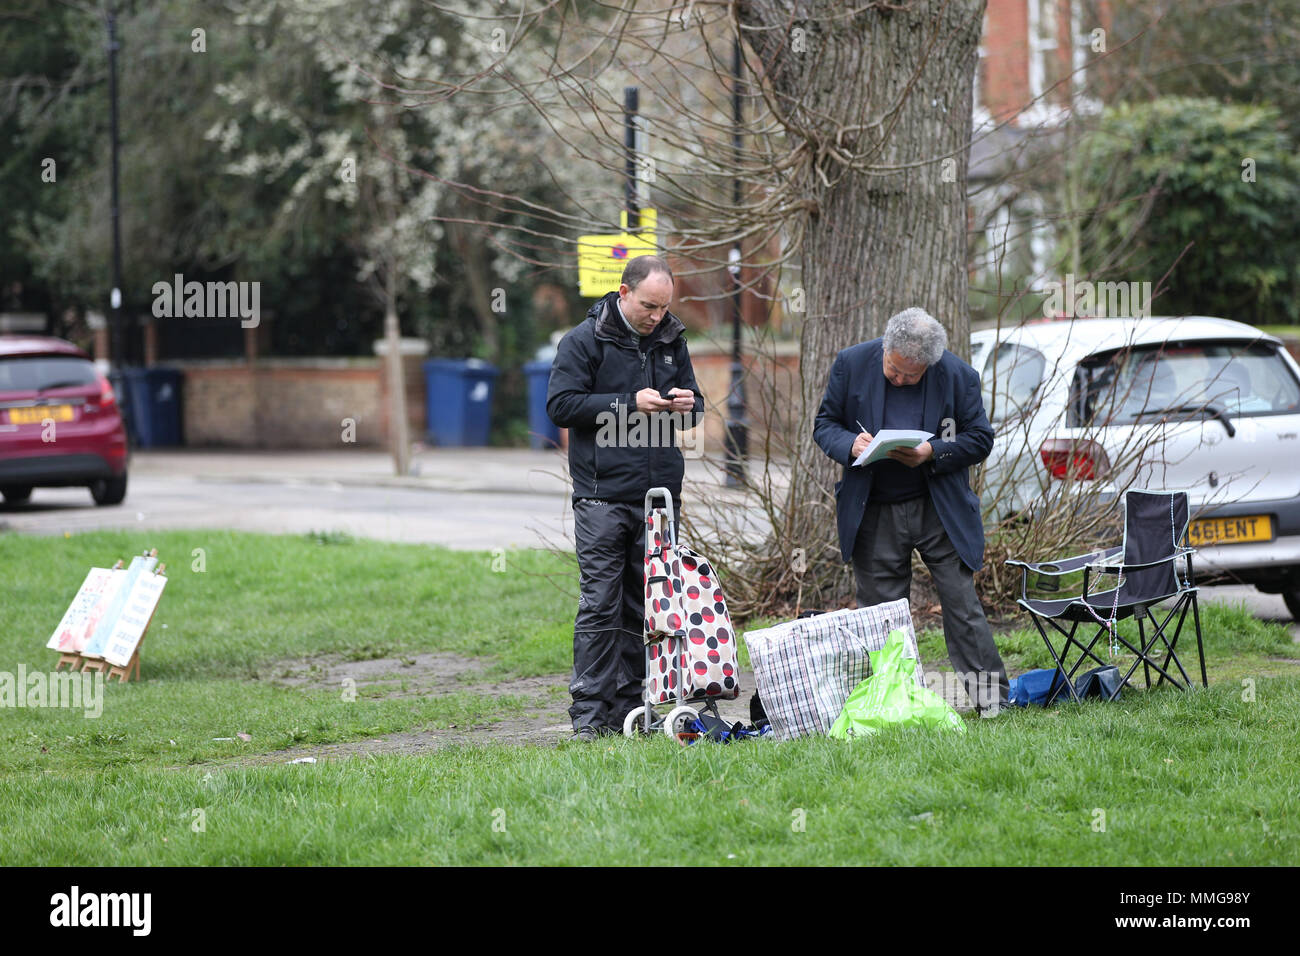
[1007, 668, 1069, 707]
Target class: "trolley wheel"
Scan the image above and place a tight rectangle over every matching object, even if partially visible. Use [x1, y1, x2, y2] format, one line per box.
[664, 705, 698, 740]
[623, 706, 650, 738]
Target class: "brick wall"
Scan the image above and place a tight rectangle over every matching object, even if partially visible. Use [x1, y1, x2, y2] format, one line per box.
[174, 360, 386, 448]
[171, 341, 430, 449]
[980, 0, 1113, 125]
[983, 0, 1031, 125]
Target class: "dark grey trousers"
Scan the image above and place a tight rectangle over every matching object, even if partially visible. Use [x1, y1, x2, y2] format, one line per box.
[569, 498, 649, 731]
[853, 495, 1009, 710]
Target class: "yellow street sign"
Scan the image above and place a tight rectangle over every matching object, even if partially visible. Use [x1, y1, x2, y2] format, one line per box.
[577, 209, 658, 298]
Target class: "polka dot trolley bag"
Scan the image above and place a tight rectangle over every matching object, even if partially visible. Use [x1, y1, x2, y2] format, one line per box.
[641, 488, 741, 714]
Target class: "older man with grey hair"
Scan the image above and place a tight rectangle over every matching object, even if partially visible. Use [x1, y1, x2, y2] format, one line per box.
[814, 307, 1009, 714]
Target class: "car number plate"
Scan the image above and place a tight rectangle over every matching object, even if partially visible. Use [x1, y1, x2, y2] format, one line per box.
[1188, 515, 1273, 546]
[6, 405, 75, 425]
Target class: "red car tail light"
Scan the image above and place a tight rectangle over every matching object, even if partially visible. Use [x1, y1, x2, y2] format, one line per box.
[1040, 438, 1111, 480]
[84, 374, 118, 416]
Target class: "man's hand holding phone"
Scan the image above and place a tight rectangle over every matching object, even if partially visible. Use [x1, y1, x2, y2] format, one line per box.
[664, 387, 696, 413]
[637, 387, 695, 413]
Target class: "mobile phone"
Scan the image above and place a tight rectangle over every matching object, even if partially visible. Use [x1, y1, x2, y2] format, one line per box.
[659, 389, 676, 401]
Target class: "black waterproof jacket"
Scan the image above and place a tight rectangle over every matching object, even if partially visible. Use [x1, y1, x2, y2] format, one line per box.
[546, 292, 705, 503]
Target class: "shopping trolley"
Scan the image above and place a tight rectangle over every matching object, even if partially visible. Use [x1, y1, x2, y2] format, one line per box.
[623, 487, 742, 739]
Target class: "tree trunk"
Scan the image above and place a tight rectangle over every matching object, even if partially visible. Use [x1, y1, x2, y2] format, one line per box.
[448, 217, 500, 364]
[738, 0, 987, 608]
[383, 265, 411, 477]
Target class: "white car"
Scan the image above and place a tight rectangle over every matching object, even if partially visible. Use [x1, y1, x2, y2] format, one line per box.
[971, 316, 1300, 618]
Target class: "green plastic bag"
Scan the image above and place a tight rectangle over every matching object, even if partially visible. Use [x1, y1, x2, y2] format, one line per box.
[829, 629, 966, 738]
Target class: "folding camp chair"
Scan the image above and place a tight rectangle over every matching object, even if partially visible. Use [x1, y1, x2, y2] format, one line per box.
[1007, 489, 1207, 704]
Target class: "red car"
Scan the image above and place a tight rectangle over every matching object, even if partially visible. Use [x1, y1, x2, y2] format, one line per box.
[0, 336, 129, 506]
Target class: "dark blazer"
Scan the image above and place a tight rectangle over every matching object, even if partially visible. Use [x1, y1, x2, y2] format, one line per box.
[813, 338, 994, 571]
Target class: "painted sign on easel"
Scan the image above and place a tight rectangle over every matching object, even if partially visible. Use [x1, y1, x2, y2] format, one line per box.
[46, 567, 122, 653]
[46, 549, 167, 683]
[81, 553, 158, 659]
[102, 572, 167, 668]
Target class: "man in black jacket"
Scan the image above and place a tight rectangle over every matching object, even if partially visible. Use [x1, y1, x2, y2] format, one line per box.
[547, 255, 705, 740]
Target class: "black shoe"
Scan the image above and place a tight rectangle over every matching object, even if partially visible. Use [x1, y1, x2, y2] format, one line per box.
[562, 726, 600, 744]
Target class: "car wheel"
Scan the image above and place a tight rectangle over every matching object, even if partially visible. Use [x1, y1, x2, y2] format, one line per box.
[90, 474, 128, 506]
[1283, 590, 1300, 623]
[1, 484, 33, 503]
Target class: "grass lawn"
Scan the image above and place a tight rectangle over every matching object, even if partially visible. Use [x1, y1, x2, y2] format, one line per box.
[1, 529, 1297, 865]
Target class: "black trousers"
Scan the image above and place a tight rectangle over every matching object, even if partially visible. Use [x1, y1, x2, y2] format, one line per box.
[569, 498, 649, 731]
[853, 495, 1010, 711]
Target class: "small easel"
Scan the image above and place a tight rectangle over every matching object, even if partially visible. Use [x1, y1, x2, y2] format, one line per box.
[51, 555, 166, 683]
[54, 652, 86, 672]
[104, 635, 145, 683]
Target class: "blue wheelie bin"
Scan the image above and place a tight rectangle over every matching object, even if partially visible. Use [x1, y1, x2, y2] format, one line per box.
[423, 358, 499, 446]
[121, 367, 183, 447]
[522, 358, 560, 450]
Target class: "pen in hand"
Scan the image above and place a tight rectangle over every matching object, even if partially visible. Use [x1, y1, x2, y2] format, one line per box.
[852, 420, 872, 465]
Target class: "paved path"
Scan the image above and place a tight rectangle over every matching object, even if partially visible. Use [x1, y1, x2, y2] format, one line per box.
[0, 448, 777, 551]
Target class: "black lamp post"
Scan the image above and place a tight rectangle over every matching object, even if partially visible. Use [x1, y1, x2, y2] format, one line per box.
[106, 2, 125, 371]
[624, 86, 639, 232]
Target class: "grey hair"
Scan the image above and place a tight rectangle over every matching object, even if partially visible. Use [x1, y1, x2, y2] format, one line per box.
[883, 307, 947, 366]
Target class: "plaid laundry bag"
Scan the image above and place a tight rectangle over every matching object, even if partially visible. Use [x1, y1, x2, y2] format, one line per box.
[642, 509, 741, 704]
[742, 599, 924, 740]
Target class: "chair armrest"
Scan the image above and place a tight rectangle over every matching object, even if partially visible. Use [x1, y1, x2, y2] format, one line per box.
[1006, 545, 1123, 576]
[1089, 547, 1196, 575]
